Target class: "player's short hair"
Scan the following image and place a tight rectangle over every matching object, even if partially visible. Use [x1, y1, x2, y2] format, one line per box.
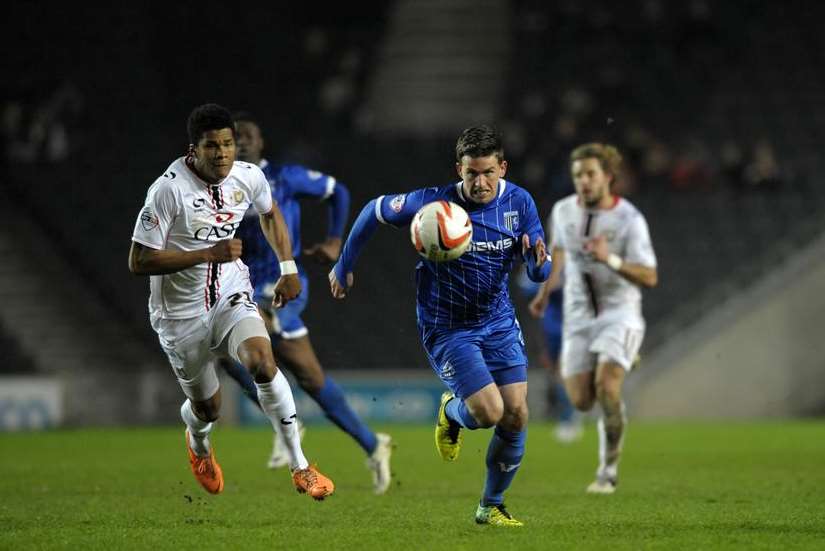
[570, 143, 623, 183]
[455, 125, 504, 162]
[187, 103, 234, 145]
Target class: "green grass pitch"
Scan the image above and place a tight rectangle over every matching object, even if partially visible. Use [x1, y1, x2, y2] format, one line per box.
[2, 420, 824, 550]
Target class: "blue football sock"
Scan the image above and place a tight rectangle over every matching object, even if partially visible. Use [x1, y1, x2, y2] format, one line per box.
[445, 396, 480, 430]
[481, 426, 526, 506]
[311, 377, 377, 455]
[221, 359, 261, 409]
[551, 381, 575, 423]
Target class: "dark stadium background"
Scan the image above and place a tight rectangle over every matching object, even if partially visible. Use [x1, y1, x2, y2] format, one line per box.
[4, 1, 825, 426]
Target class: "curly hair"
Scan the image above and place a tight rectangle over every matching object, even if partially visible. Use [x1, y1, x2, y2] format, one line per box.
[187, 103, 234, 145]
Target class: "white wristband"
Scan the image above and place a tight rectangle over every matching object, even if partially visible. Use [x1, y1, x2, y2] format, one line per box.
[279, 260, 298, 275]
[606, 253, 623, 271]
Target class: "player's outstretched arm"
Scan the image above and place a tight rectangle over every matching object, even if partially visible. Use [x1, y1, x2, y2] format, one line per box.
[328, 197, 383, 299]
[128, 240, 241, 276]
[259, 207, 301, 306]
[330, 190, 425, 298]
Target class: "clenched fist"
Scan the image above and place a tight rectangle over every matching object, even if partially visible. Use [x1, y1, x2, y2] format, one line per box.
[207, 239, 243, 263]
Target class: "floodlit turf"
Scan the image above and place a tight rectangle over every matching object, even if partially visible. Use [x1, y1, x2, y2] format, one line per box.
[1, 420, 824, 550]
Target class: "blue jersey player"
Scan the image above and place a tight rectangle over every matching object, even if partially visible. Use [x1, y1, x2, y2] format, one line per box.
[330, 126, 550, 526]
[518, 269, 581, 443]
[533, 284, 583, 443]
[219, 113, 392, 494]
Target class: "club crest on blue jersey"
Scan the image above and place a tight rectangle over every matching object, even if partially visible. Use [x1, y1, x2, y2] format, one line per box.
[504, 211, 519, 232]
[390, 194, 406, 213]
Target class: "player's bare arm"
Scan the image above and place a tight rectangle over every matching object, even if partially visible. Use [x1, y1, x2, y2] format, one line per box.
[529, 247, 565, 318]
[128, 239, 242, 276]
[304, 237, 342, 264]
[258, 207, 301, 307]
[584, 234, 658, 288]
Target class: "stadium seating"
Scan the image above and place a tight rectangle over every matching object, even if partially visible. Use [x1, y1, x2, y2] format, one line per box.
[503, 0, 825, 349]
[6, 1, 825, 374]
[0, 322, 34, 374]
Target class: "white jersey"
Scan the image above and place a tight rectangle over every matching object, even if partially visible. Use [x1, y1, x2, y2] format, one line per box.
[550, 194, 656, 325]
[132, 157, 273, 319]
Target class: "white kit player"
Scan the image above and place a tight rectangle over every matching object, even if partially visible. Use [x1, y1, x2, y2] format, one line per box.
[128, 103, 334, 500]
[530, 143, 658, 494]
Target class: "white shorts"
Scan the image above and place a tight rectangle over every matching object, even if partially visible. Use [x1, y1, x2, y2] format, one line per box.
[560, 310, 645, 378]
[151, 291, 270, 401]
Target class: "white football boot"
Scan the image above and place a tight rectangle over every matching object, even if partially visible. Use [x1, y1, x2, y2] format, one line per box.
[366, 433, 393, 494]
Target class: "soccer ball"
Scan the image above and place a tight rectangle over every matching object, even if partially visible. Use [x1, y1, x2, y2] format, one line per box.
[410, 200, 473, 262]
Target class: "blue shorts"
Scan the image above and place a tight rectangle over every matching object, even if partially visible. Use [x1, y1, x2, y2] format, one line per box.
[254, 271, 309, 340]
[542, 304, 563, 361]
[419, 315, 528, 400]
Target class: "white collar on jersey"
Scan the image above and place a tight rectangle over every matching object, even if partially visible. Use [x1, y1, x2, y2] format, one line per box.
[455, 178, 506, 203]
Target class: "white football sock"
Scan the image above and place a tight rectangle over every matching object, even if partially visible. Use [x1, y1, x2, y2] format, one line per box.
[256, 370, 309, 471]
[181, 399, 213, 457]
[597, 401, 627, 479]
[274, 422, 287, 451]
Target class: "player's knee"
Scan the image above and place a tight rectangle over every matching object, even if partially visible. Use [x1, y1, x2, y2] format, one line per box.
[474, 414, 500, 429]
[473, 402, 504, 428]
[192, 401, 220, 423]
[245, 353, 276, 383]
[594, 370, 623, 404]
[595, 379, 622, 405]
[501, 403, 528, 431]
[569, 391, 596, 412]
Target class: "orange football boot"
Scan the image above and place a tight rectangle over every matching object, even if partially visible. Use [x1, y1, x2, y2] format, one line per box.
[185, 430, 224, 495]
[292, 464, 335, 500]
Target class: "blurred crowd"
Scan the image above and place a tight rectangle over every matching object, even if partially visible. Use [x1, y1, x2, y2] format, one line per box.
[503, 85, 785, 202]
[501, 0, 789, 207]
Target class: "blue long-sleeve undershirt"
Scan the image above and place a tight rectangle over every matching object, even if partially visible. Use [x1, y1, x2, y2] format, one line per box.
[333, 198, 379, 283]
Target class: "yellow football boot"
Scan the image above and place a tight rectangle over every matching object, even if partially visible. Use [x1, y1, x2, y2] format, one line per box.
[475, 504, 524, 527]
[434, 392, 463, 461]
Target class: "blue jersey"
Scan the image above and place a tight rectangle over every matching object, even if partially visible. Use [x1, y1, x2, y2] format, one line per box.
[337, 179, 548, 329]
[236, 159, 347, 291]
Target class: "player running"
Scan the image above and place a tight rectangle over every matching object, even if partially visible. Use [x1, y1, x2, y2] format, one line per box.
[529, 143, 658, 494]
[129, 103, 334, 500]
[330, 125, 550, 526]
[217, 112, 392, 494]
